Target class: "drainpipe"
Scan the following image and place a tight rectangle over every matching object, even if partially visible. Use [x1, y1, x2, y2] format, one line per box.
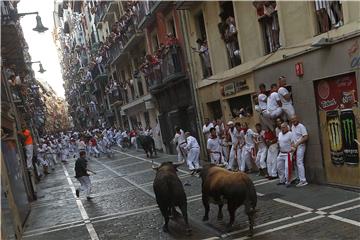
[179, 10, 207, 159]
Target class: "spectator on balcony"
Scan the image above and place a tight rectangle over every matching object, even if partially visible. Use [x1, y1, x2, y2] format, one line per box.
[225, 16, 241, 67]
[165, 33, 181, 73]
[192, 39, 212, 78]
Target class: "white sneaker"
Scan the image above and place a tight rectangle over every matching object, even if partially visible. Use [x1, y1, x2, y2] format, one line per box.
[296, 181, 308, 187]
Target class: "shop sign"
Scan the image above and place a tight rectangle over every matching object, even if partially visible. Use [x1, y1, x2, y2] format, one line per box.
[314, 73, 359, 165]
[295, 62, 304, 76]
[314, 74, 358, 111]
[223, 82, 235, 96]
[234, 79, 249, 92]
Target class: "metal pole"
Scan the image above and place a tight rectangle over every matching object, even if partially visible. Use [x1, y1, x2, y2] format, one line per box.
[179, 10, 207, 159]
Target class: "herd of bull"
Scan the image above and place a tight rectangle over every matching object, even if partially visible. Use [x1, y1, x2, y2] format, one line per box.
[152, 161, 257, 237]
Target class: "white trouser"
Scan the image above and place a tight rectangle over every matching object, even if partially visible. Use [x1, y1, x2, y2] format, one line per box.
[62, 149, 69, 161]
[25, 144, 34, 169]
[282, 104, 295, 121]
[255, 147, 267, 169]
[51, 153, 58, 165]
[241, 147, 254, 172]
[90, 146, 100, 155]
[131, 137, 137, 150]
[267, 144, 279, 177]
[264, 108, 283, 119]
[187, 148, 200, 170]
[295, 145, 307, 182]
[227, 145, 241, 170]
[177, 143, 187, 162]
[277, 152, 293, 184]
[222, 145, 229, 162]
[47, 154, 57, 168]
[77, 176, 91, 197]
[210, 152, 227, 165]
[37, 155, 48, 167]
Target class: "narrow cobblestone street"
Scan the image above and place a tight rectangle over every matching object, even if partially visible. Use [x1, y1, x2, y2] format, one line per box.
[21, 149, 360, 240]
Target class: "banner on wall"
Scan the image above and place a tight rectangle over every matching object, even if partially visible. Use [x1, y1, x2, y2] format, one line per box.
[314, 73, 359, 165]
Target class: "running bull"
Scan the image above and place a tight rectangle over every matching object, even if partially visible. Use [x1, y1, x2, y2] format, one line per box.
[199, 164, 257, 236]
[137, 135, 156, 158]
[152, 160, 191, 234]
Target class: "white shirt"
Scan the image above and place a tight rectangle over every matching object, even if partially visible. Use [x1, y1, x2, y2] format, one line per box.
[185, 136, 200, 150]
[291, 123, 308, 145]
[173, 129, 186, 145]
[278, 131, 294, 152]
[202, 123, 214, 139]
[77, 140, 86, 150]
[258, 93, 268, 111]
[228, 127, 238, 145]
[255, 130, 267, 149]
[244, 129, 255, 149]
[267, 92, 281, 111]
[278, 87, 292, 106]
[207, 137, 222, 162]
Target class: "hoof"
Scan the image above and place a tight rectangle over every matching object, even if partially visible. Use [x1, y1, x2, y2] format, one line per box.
[202, 216, 209, 222]
[186, 228, 192, 236]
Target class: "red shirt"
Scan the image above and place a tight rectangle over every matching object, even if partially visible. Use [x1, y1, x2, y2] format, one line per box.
[264, 130, 276, 141]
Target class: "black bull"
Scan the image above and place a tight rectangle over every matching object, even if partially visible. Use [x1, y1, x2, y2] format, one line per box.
[137, 135, 156, 158]
[152, 161, 191, 234]
[199, 164, 257, 236]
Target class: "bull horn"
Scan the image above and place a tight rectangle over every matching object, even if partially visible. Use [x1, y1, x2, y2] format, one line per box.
[173, 159, 185, 167]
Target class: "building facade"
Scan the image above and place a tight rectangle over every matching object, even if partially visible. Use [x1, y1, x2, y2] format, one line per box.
[179, 1, 360, 187]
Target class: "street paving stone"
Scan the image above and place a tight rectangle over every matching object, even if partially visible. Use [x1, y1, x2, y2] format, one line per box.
[83, 188, 155, 218]
[23, 225, 90, 240]
[21, 149, 360, 240]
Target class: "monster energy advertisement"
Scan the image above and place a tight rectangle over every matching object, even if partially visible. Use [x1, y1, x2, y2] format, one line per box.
[340, 109, 359, 165]
[326, 111, 344, 165]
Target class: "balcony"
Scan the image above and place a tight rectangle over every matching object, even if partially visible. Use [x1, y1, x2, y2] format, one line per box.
[108, 86, 124, 106]
[146, 45, 186, 93]
[108, 21, 144, 66]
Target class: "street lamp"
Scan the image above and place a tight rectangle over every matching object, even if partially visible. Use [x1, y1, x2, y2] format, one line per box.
[17, 12, 48, 33]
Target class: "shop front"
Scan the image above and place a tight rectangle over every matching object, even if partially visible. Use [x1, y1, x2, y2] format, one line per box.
[253, 37, 360, 187]
[219, 73, 257, 127]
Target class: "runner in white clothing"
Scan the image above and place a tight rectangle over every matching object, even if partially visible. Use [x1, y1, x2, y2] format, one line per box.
[290, 115, 309, 187]
[227, 122, 244, 171]
[207, 127, 227, 166]
[264, 83, 283, 120]
[278, 76, 295, 120]
[254, 123, 268, 177]
[276, 123, 296, 186]
[202, 118, 214, 140]
[184, 132, 201, 174]
[257, 83, 274, 130]
[241, 123, 256, 172]
[173, 127, 187, 162]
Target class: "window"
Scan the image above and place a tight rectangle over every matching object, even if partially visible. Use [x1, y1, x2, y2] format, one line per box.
[194, 11, 212, 79]
[166, 17, 177, 38]
[228, 94, 253, 118]
[254, 1, 280, 54]
[218, 1, 241, 68]
[314, 1, 343, 34]
[151, 30, 159, 53]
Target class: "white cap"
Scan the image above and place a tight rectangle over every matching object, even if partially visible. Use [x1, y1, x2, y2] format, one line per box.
[227, 121, 234, 126]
